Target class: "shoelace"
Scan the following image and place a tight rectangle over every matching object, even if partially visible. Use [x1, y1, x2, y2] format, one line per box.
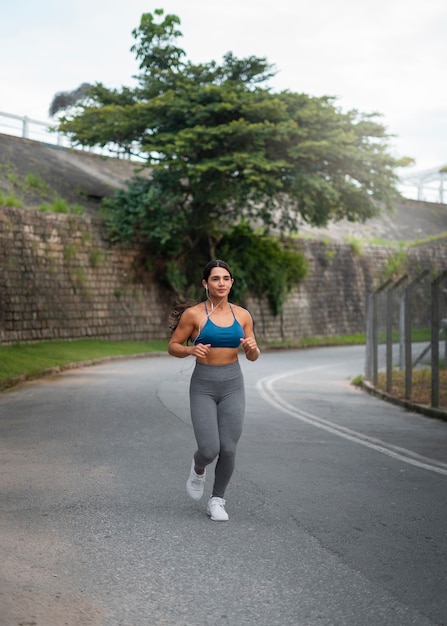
[210, 497, 225, 507]
[191, 474, 205, 487]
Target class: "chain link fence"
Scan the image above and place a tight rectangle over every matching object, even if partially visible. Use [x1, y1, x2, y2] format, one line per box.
[365, 269, 447, 410]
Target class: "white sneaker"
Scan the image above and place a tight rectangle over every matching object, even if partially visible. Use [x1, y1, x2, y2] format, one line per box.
[186, 460, 206, 500]
[206, 497, 229, 522]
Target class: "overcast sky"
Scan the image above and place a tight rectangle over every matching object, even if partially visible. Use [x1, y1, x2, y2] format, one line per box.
[1, 0, 446, 180]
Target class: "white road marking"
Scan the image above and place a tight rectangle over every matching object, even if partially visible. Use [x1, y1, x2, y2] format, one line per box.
[257, 370, 447, 477]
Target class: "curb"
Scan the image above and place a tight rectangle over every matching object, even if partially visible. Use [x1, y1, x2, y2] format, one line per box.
[360, 380, 447, 422]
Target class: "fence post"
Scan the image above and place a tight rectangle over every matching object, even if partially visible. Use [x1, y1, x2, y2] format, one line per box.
[431, 269, 447, 408]
[365, 278, 392, 385]
[365, 293, 374, 380]
[399, 294, 405, 371]
[22, 115, 29, 139]
[386, 275, 408, 393]
[404, 286, 412, 400]
[443, 287, 447, 370]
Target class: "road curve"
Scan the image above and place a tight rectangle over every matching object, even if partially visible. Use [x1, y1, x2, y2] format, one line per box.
[1, 346, 446, 625]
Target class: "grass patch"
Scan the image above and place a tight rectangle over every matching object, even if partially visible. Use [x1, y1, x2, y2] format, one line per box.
[377, 328, 431, 343]
[263, 333, 366, 349]
[376, 369, 447, 408]
[38, 198, 84, 215]
[0, 339, 169, 385]
[0, 190, 23, 207]
[344, 237, 363, 256]
[408, 232, 447, 247]
[25, 173, 50, 193]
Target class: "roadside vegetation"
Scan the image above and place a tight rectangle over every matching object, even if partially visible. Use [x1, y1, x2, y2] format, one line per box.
[352, 327, 446, 409]
[0, 339, 168, 389]
[375, 369, 447, 409]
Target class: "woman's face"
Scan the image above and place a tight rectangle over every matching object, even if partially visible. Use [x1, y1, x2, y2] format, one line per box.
[204, 267, 234, 299]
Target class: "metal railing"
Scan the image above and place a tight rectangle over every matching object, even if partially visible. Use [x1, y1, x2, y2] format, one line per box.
[0, 111, 138, 159]
[0, 111, 65, 147]
[399, 165, 447, 204]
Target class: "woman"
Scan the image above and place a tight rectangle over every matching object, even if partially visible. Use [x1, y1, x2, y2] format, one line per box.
[168, 260, 260, 521]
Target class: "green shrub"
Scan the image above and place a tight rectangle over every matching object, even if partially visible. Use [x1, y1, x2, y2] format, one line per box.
[89, 249, 105, 268]
[25, 173, 49, 193]
[345, 237, 363, 256]
[6, 171, 20, 187]
[70, 203, 84, 215]
[383, 248, 408, 279]
[39, 199, 84, 215]
[217, 222, 308, 314]
[0, 190, 23, 208]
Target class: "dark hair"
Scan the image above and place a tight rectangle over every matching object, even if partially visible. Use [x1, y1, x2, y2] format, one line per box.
[168, 301, 195, 336]
[202, 259, 233, 282]
[169, 260, 233, 335]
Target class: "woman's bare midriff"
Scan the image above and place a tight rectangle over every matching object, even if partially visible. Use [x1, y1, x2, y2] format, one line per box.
[196, 346, 240, 366]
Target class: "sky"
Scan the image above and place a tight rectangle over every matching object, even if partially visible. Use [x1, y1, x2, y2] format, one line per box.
[1, 0, 446, 194]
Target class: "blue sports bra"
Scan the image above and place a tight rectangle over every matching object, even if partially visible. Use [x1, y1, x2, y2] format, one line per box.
[193, 303, 244, 348]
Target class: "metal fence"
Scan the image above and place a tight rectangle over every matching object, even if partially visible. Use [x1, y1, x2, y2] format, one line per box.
[365, 269, 447, 409]
[0, 111, 137, 159]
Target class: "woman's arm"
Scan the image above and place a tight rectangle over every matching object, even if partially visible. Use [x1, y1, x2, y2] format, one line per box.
[238, 308, 260, 362]
[168, 308, 211, 359]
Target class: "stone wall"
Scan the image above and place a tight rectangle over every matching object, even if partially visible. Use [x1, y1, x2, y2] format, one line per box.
[246, 240, 447, 341]
[0, 207, 170, 344]
[1, 206, 446, 345]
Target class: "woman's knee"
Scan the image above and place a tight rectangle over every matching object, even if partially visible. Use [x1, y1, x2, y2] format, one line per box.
[196, 445, 220, 465]
[218, 446, 237, 462]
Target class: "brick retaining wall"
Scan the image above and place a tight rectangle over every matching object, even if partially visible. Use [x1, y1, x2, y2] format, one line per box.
[0, 207, 170, 343]
[1, 207, 446, 344]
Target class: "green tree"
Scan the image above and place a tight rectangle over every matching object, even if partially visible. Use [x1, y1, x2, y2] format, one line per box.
[56, 9, 405, 305]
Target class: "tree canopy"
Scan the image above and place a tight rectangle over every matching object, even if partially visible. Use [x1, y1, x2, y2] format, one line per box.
[54, 8, 406, 305]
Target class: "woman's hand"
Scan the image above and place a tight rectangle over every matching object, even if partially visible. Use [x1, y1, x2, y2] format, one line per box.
[168, 340, 211, 359]
[192, 343, 212, 359]
[240, 337, 260, 361]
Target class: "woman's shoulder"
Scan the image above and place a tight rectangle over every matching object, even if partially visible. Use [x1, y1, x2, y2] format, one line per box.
[231, 303, 252, 321]
[169, 301, 203, 330]
[181, 302, 205, 320]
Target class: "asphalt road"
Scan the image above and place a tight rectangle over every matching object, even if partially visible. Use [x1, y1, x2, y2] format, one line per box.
[1, 346, 446, 626]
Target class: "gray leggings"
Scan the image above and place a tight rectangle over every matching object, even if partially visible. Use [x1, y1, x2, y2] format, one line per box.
[189, 361, 245, 498]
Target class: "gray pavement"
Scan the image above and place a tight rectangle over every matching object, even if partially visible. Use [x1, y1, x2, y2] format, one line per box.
[1, 346, 446, 625]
